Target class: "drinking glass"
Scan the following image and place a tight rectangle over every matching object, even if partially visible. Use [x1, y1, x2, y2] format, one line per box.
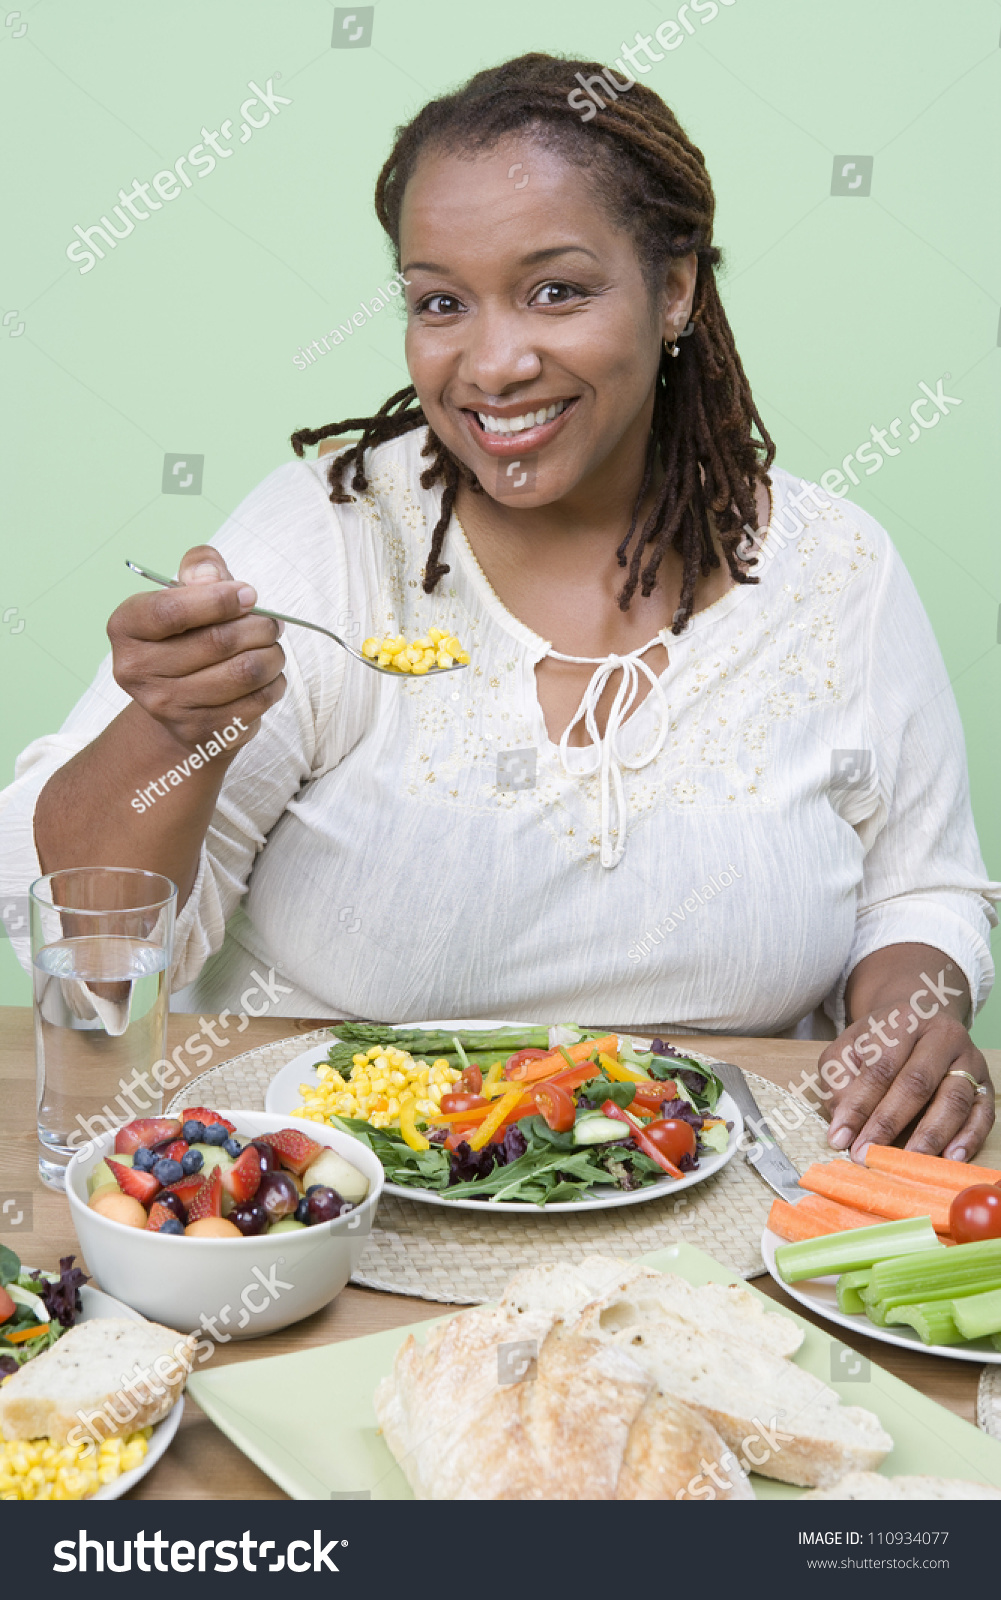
[30, 867, 176, 1189]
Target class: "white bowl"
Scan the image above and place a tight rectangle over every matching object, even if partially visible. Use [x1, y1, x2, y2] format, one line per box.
[65, 1111, 384, 1338]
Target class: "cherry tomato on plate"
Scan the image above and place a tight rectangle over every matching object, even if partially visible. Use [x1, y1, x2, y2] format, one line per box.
[459, 1065, 483, 1095]
[505, 1048, 550, 1078]
[949, 1184, 1001, 1244]
[534, 1081, 576, 1133]
[440, 1092, 489, 1115]
[642, 1118, 697, 1166]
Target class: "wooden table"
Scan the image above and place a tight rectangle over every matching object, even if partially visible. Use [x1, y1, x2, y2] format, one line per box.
[2, 1006, 998, 1499]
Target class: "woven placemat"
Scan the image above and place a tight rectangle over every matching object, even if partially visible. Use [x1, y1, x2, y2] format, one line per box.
[978, 1369, 1001, 1442]
[167, 1028, 834, 1296]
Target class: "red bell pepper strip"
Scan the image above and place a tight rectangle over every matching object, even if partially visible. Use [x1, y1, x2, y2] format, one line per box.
[601, 1100, 684, 1179]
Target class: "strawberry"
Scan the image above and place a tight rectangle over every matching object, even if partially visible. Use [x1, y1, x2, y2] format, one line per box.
[180, 1106, 236, 1134]
[160, 1139, 189, 1163]
[114, 1117, 182, 1155]
[265, 1128, 323, 1176]
[105, 1158, 160, 1207]
[161, 1175, 207, 1210]
[185, 1165, 222, 1221]
[221, 1146, 261, 1205]
[145, 1201, 177, 1232]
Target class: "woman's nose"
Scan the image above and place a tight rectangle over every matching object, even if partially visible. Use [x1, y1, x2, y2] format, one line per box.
[457, 312, 542, 394]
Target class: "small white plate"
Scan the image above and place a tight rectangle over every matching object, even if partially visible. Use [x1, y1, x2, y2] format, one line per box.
[760, 1228, 1001, 1366]
[264, 1022, 742, 1214]
[11, 1278, 183, 1498]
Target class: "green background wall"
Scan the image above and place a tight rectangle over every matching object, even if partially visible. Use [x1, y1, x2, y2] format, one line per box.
[1, 0, 998, 1042]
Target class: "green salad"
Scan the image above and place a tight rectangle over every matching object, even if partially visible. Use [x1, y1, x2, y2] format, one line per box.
[0, 1246, 88, 1374]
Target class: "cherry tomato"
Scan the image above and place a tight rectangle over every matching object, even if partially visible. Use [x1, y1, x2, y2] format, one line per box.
[534, 1081, 576, 1133]
[0, 1285, 15, 1325]
[642, 1118, 697, 1166]
[949, 1184, 1001, 1244]
[445, 1125, 478, 1151]
[440, 1092, 489, 1115]
[459, 1065, 483, 1095]
[631, 1082, 679, 1111]
[505, 1048, 550, 1078]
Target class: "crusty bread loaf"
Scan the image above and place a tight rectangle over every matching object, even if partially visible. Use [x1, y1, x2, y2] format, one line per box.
[0, 1318, 196, 1443]
[374, 1304, 751, 1500]
[578, 1299, 892, 1488]
[803, 1472, 1001, 1500]
[502, 1257, 804, 1359]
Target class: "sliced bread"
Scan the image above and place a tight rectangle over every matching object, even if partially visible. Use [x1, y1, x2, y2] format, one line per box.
[803, 1472, 1001, 1500]
[579, 1300, 892, 1488]
[0, 1317, 196, 1444]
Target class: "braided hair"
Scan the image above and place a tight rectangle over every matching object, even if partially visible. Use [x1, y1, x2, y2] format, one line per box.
[290, 53, 775, 632]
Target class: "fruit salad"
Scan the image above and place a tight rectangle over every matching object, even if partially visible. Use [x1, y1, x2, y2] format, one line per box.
[86, 1108, 370, 1238]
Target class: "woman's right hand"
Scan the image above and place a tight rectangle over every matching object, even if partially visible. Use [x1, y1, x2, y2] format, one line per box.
[107, 545, 286, 750]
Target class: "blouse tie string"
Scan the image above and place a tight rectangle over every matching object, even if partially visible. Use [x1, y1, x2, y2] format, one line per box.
[547, 634, 670, 870]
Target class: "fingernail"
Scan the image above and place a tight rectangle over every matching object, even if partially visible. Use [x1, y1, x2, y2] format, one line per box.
[853, 1142, 870, 1165]
[237, 585, 257, 607]
[948, 1147, 967, 1162]
[276, 620, 285, 638]
[190, 561, 221, 581]
[829, 1125, 852, 1150]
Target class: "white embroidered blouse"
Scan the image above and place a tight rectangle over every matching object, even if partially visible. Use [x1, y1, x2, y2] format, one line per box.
[2, 429, 997, 1036]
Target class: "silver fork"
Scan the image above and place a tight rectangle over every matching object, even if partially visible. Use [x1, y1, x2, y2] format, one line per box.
[125, 562, 468, 676]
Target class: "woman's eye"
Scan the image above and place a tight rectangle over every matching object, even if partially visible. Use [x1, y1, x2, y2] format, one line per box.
[416, 293, 464, 316]
[532, 282, 582, 307]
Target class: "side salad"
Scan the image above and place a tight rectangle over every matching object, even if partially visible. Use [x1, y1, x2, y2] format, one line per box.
[296, 1025, 731, 1207]
[0, 1246, 88, 1375]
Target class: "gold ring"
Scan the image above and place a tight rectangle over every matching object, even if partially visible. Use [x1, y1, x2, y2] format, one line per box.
[948, 1069, 989, 1097]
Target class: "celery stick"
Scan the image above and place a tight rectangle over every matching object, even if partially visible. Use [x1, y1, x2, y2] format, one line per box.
[869, 1239, 1001, 1307]
[836, 1270, 871, 1315]
[871, 1274, 1001, 1314]
[774, 1217, 941, 1284]
[885, 1301, 967, 1345]
[992, 1333, 1001, 1353]
[863, 1293, 890, 1327]
[952, 1287, 1001, 1341]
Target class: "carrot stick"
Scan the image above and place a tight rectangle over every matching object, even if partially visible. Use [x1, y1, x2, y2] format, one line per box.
[767, 1193, 888, 1242]
[4, 1323, 50, 1344]
[798, 1162, 954, 1233]
[864, 1144, 1001, 1193]
[506, 1035, 618, 1084]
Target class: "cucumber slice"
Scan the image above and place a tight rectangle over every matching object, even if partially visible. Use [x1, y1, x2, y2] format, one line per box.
[573, 1115, 628, 1147]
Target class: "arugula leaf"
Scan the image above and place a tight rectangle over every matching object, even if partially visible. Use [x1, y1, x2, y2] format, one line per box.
[0, 1244, 20, 1288]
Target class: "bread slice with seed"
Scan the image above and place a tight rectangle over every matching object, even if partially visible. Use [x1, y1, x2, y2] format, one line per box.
[578, 1300, 891, 1488]
[0, 1317, 196, 1443]
[803, 1472, 1001, 1500]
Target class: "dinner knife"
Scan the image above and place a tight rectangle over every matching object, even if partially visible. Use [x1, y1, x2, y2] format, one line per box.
[712, 1059, 807, 1204]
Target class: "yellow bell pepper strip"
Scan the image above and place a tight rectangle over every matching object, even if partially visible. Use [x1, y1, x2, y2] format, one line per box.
[597, 1051, 651, 1084]
[505, 1035, 618, 1084]
[601, 1100, 684, 1180]
[398, 1097, 430, 1151]
[483, 1059, 506, 1091]
[4, 1323, 51, 1344]
[468, 1086, 527, 1150]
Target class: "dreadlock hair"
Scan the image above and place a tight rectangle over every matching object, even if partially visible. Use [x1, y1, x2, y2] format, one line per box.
[290, 53, 775, 634]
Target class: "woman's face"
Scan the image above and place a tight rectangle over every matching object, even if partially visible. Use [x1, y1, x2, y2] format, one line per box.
[399, 136, 695, 509]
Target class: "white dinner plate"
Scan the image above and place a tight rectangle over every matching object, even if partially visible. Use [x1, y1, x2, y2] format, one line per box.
[12, 1277, 184, 1498]
[264, 1020, 742, 1214]
[760, 1227, 1001, 1366]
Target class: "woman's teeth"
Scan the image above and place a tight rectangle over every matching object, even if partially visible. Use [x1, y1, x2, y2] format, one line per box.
[475, 399, 570, 435]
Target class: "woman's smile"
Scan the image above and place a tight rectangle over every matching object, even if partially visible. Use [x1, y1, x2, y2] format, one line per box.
[459, 395, 580, 456]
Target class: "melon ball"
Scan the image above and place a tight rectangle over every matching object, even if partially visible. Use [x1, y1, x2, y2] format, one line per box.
[88, 1183, 123, 1210]
[185, 1217, 242, 1238]
[90, 1191, 148, 1228]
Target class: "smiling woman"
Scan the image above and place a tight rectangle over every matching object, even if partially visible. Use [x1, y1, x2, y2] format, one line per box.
[2, 53, 997, 1169]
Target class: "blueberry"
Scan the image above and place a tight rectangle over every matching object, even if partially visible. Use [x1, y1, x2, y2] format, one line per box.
[201, 1123, 228, 1146]
[158, 1217, 185, 1235]
[153, 1157, 184, 1185]
[294, 1197, 311, 1225]
[133, 1147, 156, 1172]
[181, 1149, 203, 1176]
[181, 1119, 205, 1143]
[222, 1137, 242, 1158]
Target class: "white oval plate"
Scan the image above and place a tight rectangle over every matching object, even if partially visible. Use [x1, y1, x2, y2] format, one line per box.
[264, 1021, 742, 1214]
[760, 1228, 1001, 1366]
[10, 1279, 183, 1498]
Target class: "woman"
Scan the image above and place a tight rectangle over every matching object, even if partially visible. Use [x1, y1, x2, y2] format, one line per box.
[3, 55, 996, 1163]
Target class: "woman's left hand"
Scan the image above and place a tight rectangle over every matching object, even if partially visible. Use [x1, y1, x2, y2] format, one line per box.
[819, 1005, 995, 1163]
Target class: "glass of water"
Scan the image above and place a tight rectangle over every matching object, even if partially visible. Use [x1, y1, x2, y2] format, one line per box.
[30, 867, 176, 1189]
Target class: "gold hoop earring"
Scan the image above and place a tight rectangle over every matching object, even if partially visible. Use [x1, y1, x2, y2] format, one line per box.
[663, 335, 680, 359]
